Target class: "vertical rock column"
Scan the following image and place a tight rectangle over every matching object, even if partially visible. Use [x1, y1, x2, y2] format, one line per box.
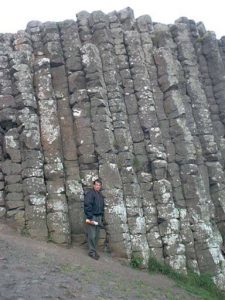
[60, 18, 103, 238]
[113, 10, 158, 262]
[42, 21, 84, 238]
[124, 28, 165, 260]
[219, 36, 225, 66]
[192, 26, 225, 238]
[41, 22, 73, 243]
[10, 31, 48, 237]
[109, 10, 163, 262]
[0, 35, 11, 219]
[63, 18, 98, 187]
[154, 43, 199, 272]
[0, 110, 4, 217]
[110, 11, 153, 261]
[196, 31, 225, 239]
[0, 34, 25, 229]
[58, 20, 88, 237]
[193, 27, 225, 164]
[76, 11, 92, 44]
[0, 171, 4, 217]
[139, 19, 178, 264]
[124, 25, 186, 270]
[90, 10, 150, 262]
[33, 56, 70, 244]
[80, 38, 132, 258]
[170, 22, 225, 287]
[60, 18, 100, 241]
[26, 22, 71, 242]
[201, 32, 225, 125]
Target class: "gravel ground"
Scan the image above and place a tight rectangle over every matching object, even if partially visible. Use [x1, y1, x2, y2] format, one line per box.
[0, 221, 200, 300]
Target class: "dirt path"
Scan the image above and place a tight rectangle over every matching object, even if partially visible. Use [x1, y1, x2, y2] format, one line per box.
[0, 221, 200, 300]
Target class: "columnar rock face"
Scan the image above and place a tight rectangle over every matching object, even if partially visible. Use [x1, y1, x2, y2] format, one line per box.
[0, 7, 225, 288]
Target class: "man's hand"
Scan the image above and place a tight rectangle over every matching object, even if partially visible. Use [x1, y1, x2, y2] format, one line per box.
[86, 219, 98, 226]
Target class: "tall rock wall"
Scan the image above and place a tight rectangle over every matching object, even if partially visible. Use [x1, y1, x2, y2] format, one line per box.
[1, 7, 225, 288]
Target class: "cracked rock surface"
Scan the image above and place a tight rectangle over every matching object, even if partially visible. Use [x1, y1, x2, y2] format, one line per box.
[0, 7, 225, 289]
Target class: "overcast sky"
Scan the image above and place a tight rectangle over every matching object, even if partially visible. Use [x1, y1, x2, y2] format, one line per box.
[0, 0, 224, 39]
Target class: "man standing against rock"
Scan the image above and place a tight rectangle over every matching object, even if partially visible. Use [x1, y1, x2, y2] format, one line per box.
[84, 179, 104, 260]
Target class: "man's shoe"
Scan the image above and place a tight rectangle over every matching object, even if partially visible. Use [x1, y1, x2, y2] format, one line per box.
[88, 253, 99, 260]
[95, 252, 100, 259]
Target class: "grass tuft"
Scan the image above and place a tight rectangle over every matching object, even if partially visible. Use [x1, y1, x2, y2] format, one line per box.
[130, 256, 144, 269]
[148, 256, 225, 300]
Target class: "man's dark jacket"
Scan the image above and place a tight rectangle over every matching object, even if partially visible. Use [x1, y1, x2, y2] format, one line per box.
[84, 189, 104, 220]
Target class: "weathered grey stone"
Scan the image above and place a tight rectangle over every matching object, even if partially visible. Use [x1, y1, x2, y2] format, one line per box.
[128, 115, 144, 142]
[0, 205, 6, 217]
[5, 183, 23, 193]
[81, 43, 102, 74]
[25, 205, 48, 239]
[0, 172, 3, 181]
[23, 177, 46, 195]
[65, 178, 83, 200]
[1, 8, 225, 289]
[99, 163, 122, 189]
[152, 160, 167, 180]
[0, 190, 4, 206]
[17, 108, 39, 131]
[3, 129, 19, 151]
[22, 168, 43, 179]
[136, 15, 153, 32]
[55, 100, 78, 162]
[68, 71, 86, 92]
[43, 39, 64, 67]
[4, 175, 21, 184]
[6, 200, 24, 209]
[94, 129, 114, 155]
[47, 194, 68, 213]
[20, 129, 40, 150]
[46, 179, 65, 195]
[79, 169, 99, 186]
[33, 59, 53, 100]
[0, 181, 4, 190]
[43, 163, 64, 180]
[5, 192, 23, 201]
[0, 95, 15, 110]
[25, 194, 46, 206]
[0, 108, 17, 126]
[1, 160, 22, 175]
[21, 157, 43, 170]
[47, 212, 71, 244]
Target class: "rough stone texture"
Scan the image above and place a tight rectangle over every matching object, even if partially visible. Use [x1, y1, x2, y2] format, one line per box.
[0, 8, 225, 289]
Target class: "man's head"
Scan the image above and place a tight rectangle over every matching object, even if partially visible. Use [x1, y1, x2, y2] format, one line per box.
[93, 179, 102, 192]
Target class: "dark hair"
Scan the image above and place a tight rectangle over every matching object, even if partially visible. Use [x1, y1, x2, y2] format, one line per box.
[93, 179, 102, 185]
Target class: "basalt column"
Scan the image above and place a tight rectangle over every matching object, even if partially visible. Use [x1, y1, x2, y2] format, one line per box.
[11, 32, 48, 238]
[0, 34, 26, 228]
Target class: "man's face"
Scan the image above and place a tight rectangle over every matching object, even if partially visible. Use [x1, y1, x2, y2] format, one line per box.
[93, 182, 102, 192]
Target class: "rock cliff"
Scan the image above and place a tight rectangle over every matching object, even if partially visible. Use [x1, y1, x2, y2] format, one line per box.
[1, 7, 225, 289]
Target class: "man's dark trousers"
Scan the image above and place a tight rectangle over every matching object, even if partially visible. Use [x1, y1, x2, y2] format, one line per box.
[86, 215, 102, 255]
